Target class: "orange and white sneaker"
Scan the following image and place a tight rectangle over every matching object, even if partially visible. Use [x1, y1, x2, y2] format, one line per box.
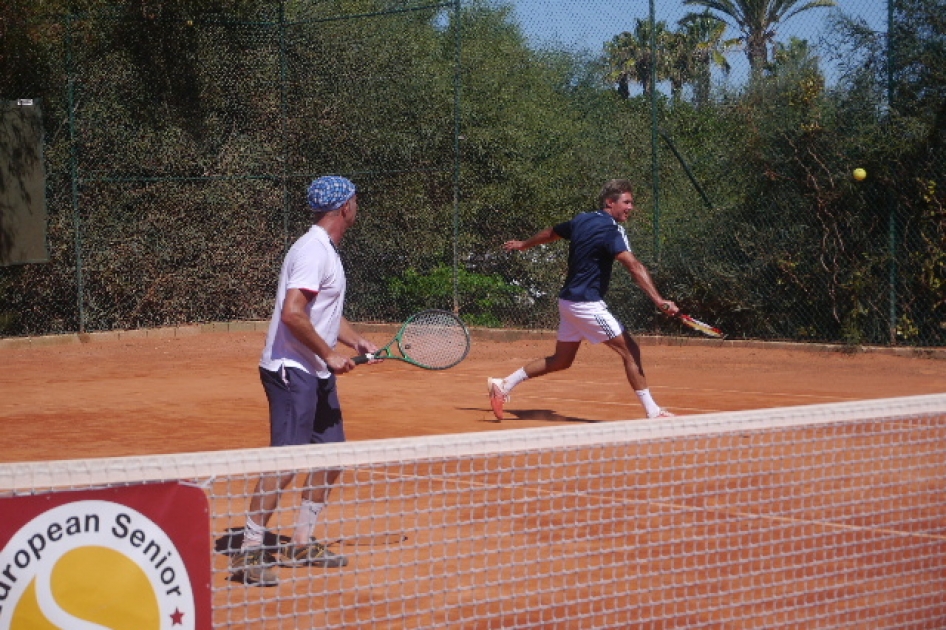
[648, 408, 675, 419]
[487, 377, 508, 421]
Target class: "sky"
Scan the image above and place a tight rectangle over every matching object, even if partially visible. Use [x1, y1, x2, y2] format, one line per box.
[509, 0, 889, 88]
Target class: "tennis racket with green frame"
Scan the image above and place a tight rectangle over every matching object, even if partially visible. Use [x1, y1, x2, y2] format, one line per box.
[354, 309, 471, 370]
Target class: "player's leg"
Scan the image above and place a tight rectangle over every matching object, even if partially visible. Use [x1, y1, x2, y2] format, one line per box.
[280, 374, 349, 568]
[604, 330, 673, 418]
[524, 339, 583, 377]
[232, 366, 321, 585]
[488, 340, 580, 420]
[246, 472, 295, 534]
[604, 329, 647, 390]
[300, 468, 340, 505]
[231, 470, 296, 583]
[489, 298, 601, 420]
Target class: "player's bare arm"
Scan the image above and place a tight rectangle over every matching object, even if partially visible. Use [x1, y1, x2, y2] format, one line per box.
[615, 250, 678, 315]
[281, 288, 355, 373]
[338, 316, 378, 356]
[503, 227, 561, 252]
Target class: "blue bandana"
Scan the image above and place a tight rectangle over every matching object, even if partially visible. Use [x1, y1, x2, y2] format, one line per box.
[307, 176, 356, 212]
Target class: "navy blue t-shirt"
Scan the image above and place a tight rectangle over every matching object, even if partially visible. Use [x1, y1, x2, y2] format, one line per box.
[552, 210, 631, 302]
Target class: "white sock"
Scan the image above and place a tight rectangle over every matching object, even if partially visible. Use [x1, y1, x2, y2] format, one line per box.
[503, 368, 529, 393]
[241, 516, 266, 550]
[635, 389, 661, 417]
[292, 500, 325, 544]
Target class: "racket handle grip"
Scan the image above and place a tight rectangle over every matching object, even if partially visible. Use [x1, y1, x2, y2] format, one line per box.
[352, 353, 375, 365]
[327, 353, 375, 373]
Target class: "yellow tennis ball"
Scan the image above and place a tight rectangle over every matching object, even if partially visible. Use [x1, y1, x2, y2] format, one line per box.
[852, 168, 867, 181]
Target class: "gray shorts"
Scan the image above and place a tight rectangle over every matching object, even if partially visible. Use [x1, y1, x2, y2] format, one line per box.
[259, 365, 345, 446]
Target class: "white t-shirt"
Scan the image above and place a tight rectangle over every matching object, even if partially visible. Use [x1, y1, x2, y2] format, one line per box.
[260, 225, 346, 378]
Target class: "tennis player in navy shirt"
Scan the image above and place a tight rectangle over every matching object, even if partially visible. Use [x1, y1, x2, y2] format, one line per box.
[488, 178, 679, 421]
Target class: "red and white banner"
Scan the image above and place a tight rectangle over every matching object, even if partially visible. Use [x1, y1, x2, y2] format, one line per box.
[0, 482, 212, 629]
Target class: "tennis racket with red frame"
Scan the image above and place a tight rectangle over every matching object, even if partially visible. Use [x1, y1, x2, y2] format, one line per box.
[676, 313, 725, 338]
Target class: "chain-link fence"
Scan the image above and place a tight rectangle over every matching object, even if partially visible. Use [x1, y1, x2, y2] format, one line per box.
[1, 0, 943, 346]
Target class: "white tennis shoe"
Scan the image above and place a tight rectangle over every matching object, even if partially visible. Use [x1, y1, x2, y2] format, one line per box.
[648, 408, 675, 419]
[487, 378, 508, 421]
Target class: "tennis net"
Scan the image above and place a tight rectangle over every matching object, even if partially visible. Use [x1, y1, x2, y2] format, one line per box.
[2, 394, 946, 629]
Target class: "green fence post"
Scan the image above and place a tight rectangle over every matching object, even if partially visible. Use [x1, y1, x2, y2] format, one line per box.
[452, 0, 462, 315]
[886, 0, 897, 345]
[65, 13, 85, 334]
[649, 0, 660, 263]
[279, 0, 291, 253]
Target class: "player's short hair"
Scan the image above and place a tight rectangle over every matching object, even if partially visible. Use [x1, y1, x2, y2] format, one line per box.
[597, 179, 634, 209]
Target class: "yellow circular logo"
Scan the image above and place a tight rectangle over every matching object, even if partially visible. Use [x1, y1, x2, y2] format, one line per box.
[0, 500, 195, 629]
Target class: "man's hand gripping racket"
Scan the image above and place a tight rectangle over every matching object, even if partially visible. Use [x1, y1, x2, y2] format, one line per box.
[352, 309, 471, 370]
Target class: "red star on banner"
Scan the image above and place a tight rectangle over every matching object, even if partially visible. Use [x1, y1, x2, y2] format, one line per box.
[170, 608, 185, 625]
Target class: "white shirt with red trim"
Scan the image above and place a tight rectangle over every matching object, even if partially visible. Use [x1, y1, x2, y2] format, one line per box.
[260, 224, 346, 378]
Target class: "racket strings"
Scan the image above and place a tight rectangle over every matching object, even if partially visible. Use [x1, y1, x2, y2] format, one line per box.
[400, 312, 470, 369]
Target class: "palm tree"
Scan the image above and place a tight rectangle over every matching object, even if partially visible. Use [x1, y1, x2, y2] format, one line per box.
[605, 18, 672, 98]
[682, 0, 837, 76]
[675, 12, 739, 105]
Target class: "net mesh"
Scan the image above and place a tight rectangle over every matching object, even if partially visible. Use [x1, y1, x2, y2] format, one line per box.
[3, 394, 946, 629]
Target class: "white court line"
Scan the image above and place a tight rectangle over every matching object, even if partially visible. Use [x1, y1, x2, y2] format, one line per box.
[655, 385, 861, 402]
[448, 368, 862, 403]
[500, 396, 859, 417]
[358, 466, 946, 543]
[508, 396, 726, 415]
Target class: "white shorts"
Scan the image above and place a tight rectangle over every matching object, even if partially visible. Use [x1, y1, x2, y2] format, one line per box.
[557, 299, 624, 344]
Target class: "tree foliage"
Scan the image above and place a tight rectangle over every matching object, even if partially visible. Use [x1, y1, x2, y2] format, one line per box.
[0, 0, 943, 345]
[682, 0, 837, 74]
